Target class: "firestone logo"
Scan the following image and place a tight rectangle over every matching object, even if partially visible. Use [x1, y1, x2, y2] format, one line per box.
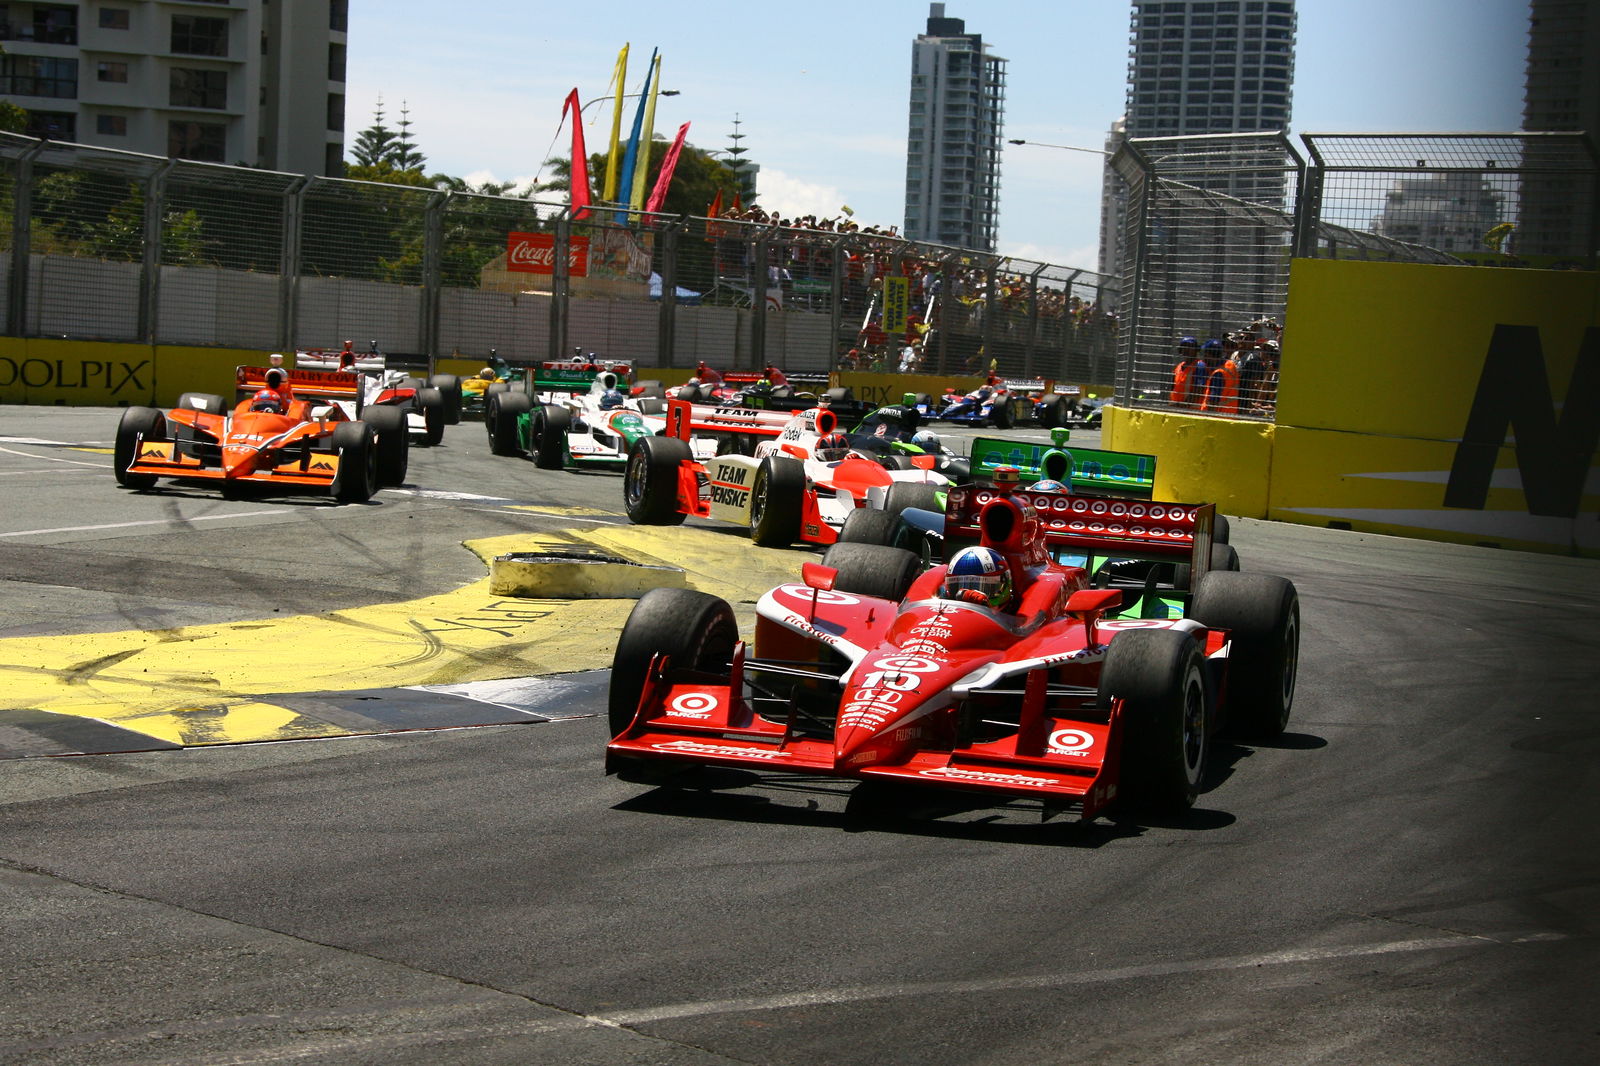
[505, 231, 590, 277]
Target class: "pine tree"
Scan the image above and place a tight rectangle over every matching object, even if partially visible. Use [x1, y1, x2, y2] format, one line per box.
[393, 103, 427, 172]
[350, 98, 401, 168]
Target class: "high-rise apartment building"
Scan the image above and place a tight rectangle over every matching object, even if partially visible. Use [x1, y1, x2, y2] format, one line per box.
[0, 0, 348, 176]
[1123, 0, 1296, 141]
[1519, 0, 1599, 258]
[904, 3, 1006, 252]
[1100, 0, 1298, 291]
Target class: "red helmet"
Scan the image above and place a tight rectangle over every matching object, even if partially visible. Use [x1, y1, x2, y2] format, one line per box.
[814, 432, 851, 462]
[250, 389, 285, 413]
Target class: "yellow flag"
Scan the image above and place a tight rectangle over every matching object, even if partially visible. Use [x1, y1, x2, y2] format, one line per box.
[602, 44, 629, 205]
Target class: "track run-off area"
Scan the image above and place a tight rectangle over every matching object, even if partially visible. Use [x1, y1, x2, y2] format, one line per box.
[1, 405, 1597, 1065]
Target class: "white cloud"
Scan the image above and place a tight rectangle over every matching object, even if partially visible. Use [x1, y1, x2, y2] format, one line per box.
[751, 169, 849, 222]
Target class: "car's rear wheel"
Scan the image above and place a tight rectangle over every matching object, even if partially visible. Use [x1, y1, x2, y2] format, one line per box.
[486, 391, 530, 456]
[608, 587, 737, 738]
[624, 435, 690, 525]
[531, 404, 570, 469]
[114, 407, 165, 489]
[750, 456, 804, 547]
[884, 481, 942, 520]
[820, 542, 921, 601]
[331, 421, 377, 503]
[176, 392, 226, 415]
[429, 374, 463, 424]
[417, 387, 446, 446]
[839, 508, 899, 547]
[362, 405, 409, 486]
[1100, 628, 1209, 813]
[992, 396, 1015, 429]
[1190, 570, 1299, 738]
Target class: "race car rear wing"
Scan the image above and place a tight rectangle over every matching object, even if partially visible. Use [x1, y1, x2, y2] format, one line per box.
[943, 483, 1215, 574]
[969, 436, 1156, 499]
[294, 348, 384, 372]
[663, 397, 796, 442]
[235, 365, 362, 403]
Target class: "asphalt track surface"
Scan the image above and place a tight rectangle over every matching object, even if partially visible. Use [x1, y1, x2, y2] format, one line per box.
[1, 406, 1597, 1065]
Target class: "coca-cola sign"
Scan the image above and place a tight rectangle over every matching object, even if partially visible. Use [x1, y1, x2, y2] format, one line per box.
[506, 231, 590, 276]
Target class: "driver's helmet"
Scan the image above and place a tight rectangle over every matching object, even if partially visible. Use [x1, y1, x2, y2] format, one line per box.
[1031, 479, 1068, 493]
[249, 388, 285, 413]
[686, 376, 701, 387]
[814, 432, 852, 462]
[599, 388, 625, 410]
[910, 429, 941, 451]
[943, 546, 1013, 610]
[479, 367, 497, 381]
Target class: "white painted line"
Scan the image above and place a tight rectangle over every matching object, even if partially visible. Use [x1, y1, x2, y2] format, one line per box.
[593, 932, 1565, 1027]
[0, 510, 285, 539]
[0, 468, 95, 476]
[0, 445, 105, 468]
[388, 487, 512, 502]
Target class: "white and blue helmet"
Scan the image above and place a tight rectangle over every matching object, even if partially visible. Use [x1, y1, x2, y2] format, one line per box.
[942, 546, 1013, 610]
[599, 389, 625, 410]
[911, 429, 941, 450]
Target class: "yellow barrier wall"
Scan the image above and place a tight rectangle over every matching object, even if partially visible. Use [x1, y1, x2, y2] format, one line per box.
[0, 341, 266, 407]
[1104, 406, 1274, 517]
[1107, 259, 1599, 556]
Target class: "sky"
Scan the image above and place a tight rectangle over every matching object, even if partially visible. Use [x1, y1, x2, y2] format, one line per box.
[346, 0, 1531, 272]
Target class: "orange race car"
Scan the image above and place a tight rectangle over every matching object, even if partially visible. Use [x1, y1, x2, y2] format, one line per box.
[112, 365, 409, 503]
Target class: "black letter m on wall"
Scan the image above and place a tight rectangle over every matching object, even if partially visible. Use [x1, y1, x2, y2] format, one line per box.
[1445, 325, 1599, 518]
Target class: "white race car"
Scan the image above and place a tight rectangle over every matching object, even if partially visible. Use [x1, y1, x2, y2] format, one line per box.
[295, 344, 462, 446]
[624, 399, 951, 547]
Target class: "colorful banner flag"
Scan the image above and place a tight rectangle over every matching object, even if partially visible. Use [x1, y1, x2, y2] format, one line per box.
[561, 89, 591, 220]
[882, 275, 910, 337]
[645, 122, 691, 215]
[629, 54, 663, 213]
[601, 45, 629, 205]
[707, 188, 723, 218]
[615, 47, 657, 221]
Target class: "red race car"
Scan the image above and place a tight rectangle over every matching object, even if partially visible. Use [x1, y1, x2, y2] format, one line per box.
[606, 482, 1299, 820]
[112, 366, 409, 503]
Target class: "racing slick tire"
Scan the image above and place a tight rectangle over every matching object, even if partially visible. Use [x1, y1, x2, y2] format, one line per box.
[171, 393, 225, 464]
[531, 404, 571, 470]
[1173, 542, 1241, 592]
[1099, 627, 1209, 814]
[486, 391, 531, 456]
[750, 456, 805, 547]
[331, 421, 378, 504]
[992, 396, 1016, 430]
[838, 508, 900, 547]
[636, 397, 667, 417]
[362, 405, 409, 486]
[486, 382, 511, 399]
[633, 379, 664, 399]
[884, 481, 942, 520]
[416, 387, 446, 447]
[429, 374, 463, 424]
[624, 435, 690, 526]
[114, 406, 166, 489]
[876, 454, 906, 471]
[1189, 571, 1300, 739]
[1213, 514, 1232, 545]
[608, 587, 737, 738]
[820, 542, 920, 602]
[823, 387, 853, 404]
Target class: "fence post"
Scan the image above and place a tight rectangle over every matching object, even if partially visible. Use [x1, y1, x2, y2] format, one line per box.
[828, 238, 845, 370]
[5, 142, 44, 338]
[420, 190, 447, 364]
[138, 159, 176, 344]
[657, 217, 684, 368]
[750, 232, 770, 369]
[550, 211, 571, 362]
[1112, 142, 1151, 404]
[281, 177, 309, 350]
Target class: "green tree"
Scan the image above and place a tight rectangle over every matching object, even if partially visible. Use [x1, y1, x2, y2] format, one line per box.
[349, 99, 402, 168]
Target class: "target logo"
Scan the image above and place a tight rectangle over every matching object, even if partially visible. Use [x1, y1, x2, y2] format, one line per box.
[668, 692, 719, 719]
[1048, 728, 1096, 755]
[778, 584, 860, 605]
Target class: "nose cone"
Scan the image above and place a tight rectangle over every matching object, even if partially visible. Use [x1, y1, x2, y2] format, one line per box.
[222, 446, 257, 477]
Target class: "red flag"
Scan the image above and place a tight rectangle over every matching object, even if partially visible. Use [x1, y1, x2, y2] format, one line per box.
[645, 123, 691, 215]
[732, 191, 742, 213]
[562, 89, 591, 220]
[707, 188, 723, 218]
